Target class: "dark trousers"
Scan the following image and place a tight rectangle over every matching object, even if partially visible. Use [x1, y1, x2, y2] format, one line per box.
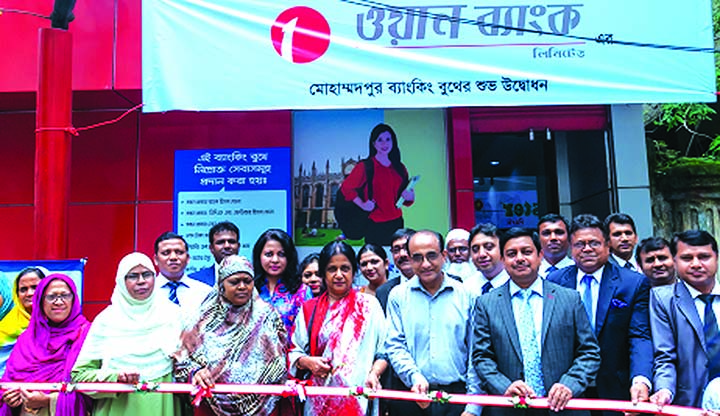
[584, 386, 619, 416]
[387, 381, 466, 416]
[365, 217, 404, 247]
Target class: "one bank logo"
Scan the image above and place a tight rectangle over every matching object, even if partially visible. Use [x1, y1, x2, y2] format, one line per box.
[270, 7, 331, 64]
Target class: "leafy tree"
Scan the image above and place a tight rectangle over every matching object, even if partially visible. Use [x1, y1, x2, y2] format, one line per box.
[644, 0, 720, 176]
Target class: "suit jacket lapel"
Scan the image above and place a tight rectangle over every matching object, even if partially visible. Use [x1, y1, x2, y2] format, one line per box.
[675, 281, 706, 351]
[498, 284, 524, 362]
[541, 280, 556, 348]
[562, 266, 579, 289]
[595, 265, 619, 336]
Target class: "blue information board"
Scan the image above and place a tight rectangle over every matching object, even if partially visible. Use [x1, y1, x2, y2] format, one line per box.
[174, 148, 292, 273]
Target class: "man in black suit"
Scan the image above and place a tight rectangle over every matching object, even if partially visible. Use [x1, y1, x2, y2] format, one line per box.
[376, 228, 416, 311]
[375, 227, 415, 416]
[604, 213, 639, 271]
[547, 214, 652, 415]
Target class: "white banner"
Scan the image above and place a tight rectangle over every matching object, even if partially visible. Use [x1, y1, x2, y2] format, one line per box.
[142, 0, 716, 111]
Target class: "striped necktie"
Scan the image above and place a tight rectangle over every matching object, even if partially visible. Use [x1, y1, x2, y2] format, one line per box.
[164, 280, 187, 305]
[699, 294, 720, 379]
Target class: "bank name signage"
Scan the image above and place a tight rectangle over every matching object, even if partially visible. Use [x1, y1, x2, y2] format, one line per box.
[142, 0, 715, 112]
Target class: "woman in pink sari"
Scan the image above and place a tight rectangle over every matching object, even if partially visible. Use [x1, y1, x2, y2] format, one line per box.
[289, 241, 388, 416]
[0, 274, 90, 416]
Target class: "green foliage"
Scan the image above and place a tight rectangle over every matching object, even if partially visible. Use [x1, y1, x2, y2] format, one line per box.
[646, 0, 720, 177]
[653, 103, 716, 131]
[708, 135, 720, 158]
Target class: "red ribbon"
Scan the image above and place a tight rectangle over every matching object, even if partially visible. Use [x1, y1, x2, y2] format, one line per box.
[191, 387, 212, 407]
[283, 380, 310, 402]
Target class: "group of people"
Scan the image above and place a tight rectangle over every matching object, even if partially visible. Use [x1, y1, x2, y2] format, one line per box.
[435, 212, 720, 415]
[0, 213, 717, 416]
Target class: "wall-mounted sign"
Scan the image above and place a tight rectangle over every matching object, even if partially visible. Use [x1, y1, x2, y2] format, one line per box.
[174, 148, 291, 274]
[143, 0, 715, 111]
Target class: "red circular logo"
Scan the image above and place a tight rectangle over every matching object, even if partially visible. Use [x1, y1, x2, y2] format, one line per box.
[271, 7, 331, 64]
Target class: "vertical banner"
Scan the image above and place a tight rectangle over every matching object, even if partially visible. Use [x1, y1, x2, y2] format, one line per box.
[174, 148, 292, 274]
[0, 259, 86, 303]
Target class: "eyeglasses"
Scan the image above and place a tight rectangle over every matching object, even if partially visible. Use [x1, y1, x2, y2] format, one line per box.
[125, 271, 155, 282]
[411, 251, 441, 264]
[447, 246, 469, 254]
[571, 240, 604, 250]
[44, 293, 73, 303]
[390, 244, 408, 255]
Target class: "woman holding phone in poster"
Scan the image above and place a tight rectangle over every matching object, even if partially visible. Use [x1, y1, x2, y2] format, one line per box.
[339, 123, 415, 246]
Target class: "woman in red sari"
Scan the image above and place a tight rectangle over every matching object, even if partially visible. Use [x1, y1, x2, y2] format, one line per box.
[289, 240, 388, 416]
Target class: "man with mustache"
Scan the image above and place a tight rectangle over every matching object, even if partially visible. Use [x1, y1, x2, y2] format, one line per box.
[376, 228, 416, 312]
[604, 213, 640, 271]
[374, 228, 416, 416]
[547, 214, 652, 416]
[635, 237, 676, 287]
[537, 213, 575, 278]
[443, 228, 475, 281]
[189, 221, 240, 286]
[154, 232, 212, 320]
[385, 230, 481, 416]
[650, 230, 720, 408]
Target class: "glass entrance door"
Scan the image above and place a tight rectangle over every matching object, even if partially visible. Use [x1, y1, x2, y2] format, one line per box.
[471, 129, 611, 230]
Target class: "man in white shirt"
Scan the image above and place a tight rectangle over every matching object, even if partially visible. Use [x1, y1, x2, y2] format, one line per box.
[472, 227, 600, 416]
[635, 236, 676, 287]
[538, 213, 575, 278]
[154, 232, 212, 322]
[443, 228, 475, 281]
[465, 223, 509, 298]
[650, 230, 720, 408]
[604, 213, 640, 271]
[548, 214, 652, 415]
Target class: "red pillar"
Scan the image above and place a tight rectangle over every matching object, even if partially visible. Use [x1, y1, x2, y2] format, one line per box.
[448, 108, 475, 230]
[34, 28, 73, 259]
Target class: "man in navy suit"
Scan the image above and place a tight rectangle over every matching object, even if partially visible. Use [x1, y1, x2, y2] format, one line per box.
[473, 227, 600, 416]
[604, 213, 640, 271]
[650, 230, 720, 408]
[547, 214, 652, 415]
[189, 221, 239, 286]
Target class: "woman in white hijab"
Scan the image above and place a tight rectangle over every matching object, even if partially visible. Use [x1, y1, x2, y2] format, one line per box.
[71, 252, 181, 416]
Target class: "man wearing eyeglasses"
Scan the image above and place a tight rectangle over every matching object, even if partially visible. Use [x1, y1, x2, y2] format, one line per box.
[376, 228, 416, 312]
[444, 228, 475, 281]
[385, 230, 481, 416]
[547, 214, 652, 416]
[538, 213, 574, 278]
[153, 232, 212, 322]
